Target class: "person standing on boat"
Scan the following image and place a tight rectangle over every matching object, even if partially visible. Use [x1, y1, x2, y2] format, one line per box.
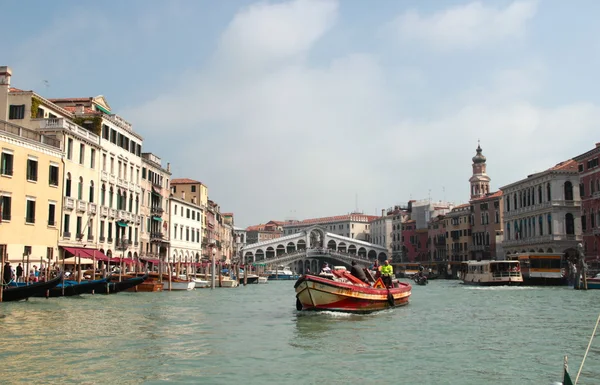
[350, 261, 369, 283]
[380, 260, 394, 288]
[16, 263, 23, 282]
[3, 261, 13, 285]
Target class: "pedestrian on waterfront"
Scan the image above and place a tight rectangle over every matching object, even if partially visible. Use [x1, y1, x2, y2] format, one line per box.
[350, 260, 369, 284]
[3, 261, 13, 284]
[380, 260, 394, 288]
[16, 263, 23, 282]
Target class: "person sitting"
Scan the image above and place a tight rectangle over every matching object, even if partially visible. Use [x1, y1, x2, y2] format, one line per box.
[350, 260, 369, 283]
[380, 260, 394, 288]
[320, 263, 332, 274]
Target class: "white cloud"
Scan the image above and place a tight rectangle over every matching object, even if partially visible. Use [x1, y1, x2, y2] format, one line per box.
[386, 0, 538, 51]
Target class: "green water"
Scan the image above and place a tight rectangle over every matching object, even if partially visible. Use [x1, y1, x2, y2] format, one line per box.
[0, 280, 598, 385]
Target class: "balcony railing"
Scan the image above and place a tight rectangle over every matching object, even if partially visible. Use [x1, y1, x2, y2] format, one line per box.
[2, 119, 61, 148]
[150, 207, 164, 216]
[76, 200, 87, 212]
[38, 118, 100, 144]
[503, 234, 582, 247]
[64, 197, 75, 210]
[135, 185, 141, 194]
[89, 203, 97, 215]
[101, 170, 109, 182]
[150, 232, 164, 242]
[109, 209, 116, 219]
[100, 206, 109, 217]
[118, 210, 126, 221]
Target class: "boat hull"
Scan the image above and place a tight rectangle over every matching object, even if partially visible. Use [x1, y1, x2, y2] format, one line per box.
[164, 281, 195, 291]
[2, 274, 63, 302]
[294, 275, 411, 313]
[107, 274, 148, 293]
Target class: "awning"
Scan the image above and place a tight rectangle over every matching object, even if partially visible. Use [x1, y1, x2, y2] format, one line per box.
[62, 247, 113, 262]
[94, 103, 111, 115]
[151, 186, 161, 196]
[152, 216, 163, 222]
[118, 258, 136, 264]
[116, 221, 128, 227]
[139, 256, 160, 264]
[64, 257, 95, 264]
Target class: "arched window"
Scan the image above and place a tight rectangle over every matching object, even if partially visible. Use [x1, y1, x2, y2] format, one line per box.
[89, 181, 94, 203]
[65, 173, 72, 197]
[486, 232, 490, 245]
[135, 196, 139, 214]
[564, 181, 573, 201]
[77, 177, 83, 200]
[129, 194, 133, 212]
[538, 186, 542, 203]
[101, 184, 106, 206]
[527, 189, 531, 206]
[547, 214, 552, 235]
[116, 191, 121, 210]
[565, 213, 575, 235]
[513, 194, 517, 209]
[109, 187, 114, 208]
[547, 183, 551, 201]
[506, 196, 511, 211]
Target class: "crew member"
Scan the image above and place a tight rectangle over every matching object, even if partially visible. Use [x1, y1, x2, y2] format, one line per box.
[350, 260, 368, 283]
[380, 260, 394, 288]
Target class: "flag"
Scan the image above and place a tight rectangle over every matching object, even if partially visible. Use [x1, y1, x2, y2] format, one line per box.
[563, 368, 573, 385]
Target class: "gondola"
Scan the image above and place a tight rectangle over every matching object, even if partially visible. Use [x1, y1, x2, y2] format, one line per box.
[107, 273, 148, 294]
[2, 273, 63, 302]
[42, 277, 110, 297]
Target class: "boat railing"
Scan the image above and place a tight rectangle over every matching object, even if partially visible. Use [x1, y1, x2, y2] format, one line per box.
[492, 271, 521, 278]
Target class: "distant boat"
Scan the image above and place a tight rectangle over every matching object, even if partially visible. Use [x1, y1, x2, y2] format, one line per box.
[2, 273, 63, 302]
[108, 273, 149, 293]
[266, 266, 298, 280]
[459, 260, 523, 286]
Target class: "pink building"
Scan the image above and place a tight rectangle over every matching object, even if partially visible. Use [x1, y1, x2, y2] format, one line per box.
[401, 220, 428, 262]
[574, 143, 600, 259]
[427, 215, 447, 262]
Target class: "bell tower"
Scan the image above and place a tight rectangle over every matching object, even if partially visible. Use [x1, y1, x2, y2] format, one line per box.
[469, 141, 491, 200]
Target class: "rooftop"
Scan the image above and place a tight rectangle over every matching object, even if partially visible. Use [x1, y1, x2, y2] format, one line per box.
[470, 190, 503, 202]
[171, 178, 203, 185]
[283, 213, 379, 226]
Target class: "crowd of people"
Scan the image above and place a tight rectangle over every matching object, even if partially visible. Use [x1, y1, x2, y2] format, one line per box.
[2, 261, 61, 285]
[318, 259, 395, 288]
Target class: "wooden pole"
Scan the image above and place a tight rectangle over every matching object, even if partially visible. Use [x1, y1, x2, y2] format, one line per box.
[26, 253, 30, 285]
[92, 250, 96, 281]
[218, 262, 222, 288]
[168, 263, 172, 291]
[20, 254, 24, 283]
[0, 249, 5, 303]
[61, 251, 65, 296]
[77, 254, 82, 284]
[243, 263, 247, 286]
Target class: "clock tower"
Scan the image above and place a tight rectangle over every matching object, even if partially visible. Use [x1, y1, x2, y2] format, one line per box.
[469, 141, 490, 200]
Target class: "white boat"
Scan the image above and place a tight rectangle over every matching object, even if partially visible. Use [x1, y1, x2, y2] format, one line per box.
[460, 260, 523, 286]
[192, 278, 209, 288]
[257, 276, 268, 284]
[166, 280, 196, 291]
[220, 277, 239, 288]
[265, 266, 298, 280]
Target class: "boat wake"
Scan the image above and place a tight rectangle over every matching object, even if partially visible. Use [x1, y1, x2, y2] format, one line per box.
[463, 286, 540, 291]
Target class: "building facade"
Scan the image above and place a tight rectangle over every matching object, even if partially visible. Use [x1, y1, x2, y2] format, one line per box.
[168, 197, 203, 265]
[139, 153, 171, 264]
[469, 191, 503, 260]
[0, 119, 63, 264]
[282, 213, 378, 241]
[501, 159, 582, 260]
[369, 210, 393, 257]
[427, 215, 447, 262]
[445, 204, 472, 262]
[573, 144, 600, 259]
[246, 221, 284, 244]
[170, 178, 209, 254]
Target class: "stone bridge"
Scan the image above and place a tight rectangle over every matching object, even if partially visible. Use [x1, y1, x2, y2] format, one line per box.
[240, 225, 388, 273]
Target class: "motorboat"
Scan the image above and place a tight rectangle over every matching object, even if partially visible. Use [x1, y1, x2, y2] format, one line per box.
[459, 260, 523, 286]
[294, 268, 411, 313]
[192, 278, 209, 288]
[265, 266, 298, 280]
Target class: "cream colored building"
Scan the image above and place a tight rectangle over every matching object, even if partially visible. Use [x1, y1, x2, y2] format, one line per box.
[0, 119, 63, 265]
[168, 196, 203, 265]
[170, 178, 209, 253]
[444, 203, 472, 263]
[140, 152, 171, 264]
[282, 213, 379, 241]
[370, 210, 393, 256]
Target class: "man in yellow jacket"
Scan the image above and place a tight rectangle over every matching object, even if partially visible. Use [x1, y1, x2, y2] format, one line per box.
[380, 260, 394, 288]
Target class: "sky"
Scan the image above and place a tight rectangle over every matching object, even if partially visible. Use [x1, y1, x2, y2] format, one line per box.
[3, 0, 600, 227]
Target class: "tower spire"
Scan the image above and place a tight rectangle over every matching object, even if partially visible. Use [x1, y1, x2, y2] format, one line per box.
[469, 141, 490, 199]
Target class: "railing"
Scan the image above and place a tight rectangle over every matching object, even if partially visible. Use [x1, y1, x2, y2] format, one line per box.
[492, 271, 521, 278]
[117, 178, 127, 188]
[38, 118, 100, 144]
[135, 185, 141, 194]
[76, 200, 87, 212]
[552, 200, 580, 207]
[503, 234, 582, 246]
[1, 119, 61, 149]
[109, 175, 116, 184]
[100, 206, 109, 216]
[136, 215, 141, 225]
[468, 244, 487, 251]
[118, 210, 126, 220]
[150, 232, 164, 241]
[88, 203, 97, 215]
[150, 207, 164, 215]
[101, 170, 109, 182]
[109, 209, 117, 219]
[64, 197, 75, 210]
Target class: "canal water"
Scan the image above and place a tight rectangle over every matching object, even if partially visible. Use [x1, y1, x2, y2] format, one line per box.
[0, 280, 599, 385]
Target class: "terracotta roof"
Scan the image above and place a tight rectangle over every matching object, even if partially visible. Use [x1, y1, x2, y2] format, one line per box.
[9, 87, 27, 92]
[48, 97, 93, 103]
[63, 106, 97, 114]
[548, 159, 577, 172]
[453, 203, 471, 209]
[171, 178, 203, 185]
[269, 220, 285, 225]
[470, 190, 503, 202]
[246, 223, 282, 232]
[283, 214, 380, 226]
[222, 213, 233, 216]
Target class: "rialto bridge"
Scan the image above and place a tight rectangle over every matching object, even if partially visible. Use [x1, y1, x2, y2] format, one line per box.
[240, 225, 388, 274]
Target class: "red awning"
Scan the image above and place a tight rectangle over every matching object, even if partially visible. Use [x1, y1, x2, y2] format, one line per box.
[139, 256, 160, 264]
[118, 258, 136, 264]
[62, 247, 111, 262]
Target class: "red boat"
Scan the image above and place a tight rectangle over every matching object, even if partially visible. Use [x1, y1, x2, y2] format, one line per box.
[294, 268, 411, 313]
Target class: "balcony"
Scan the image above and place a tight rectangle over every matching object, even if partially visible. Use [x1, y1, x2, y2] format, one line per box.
[118, 210, 126, 221]
[468, 244, 488, 252]
[109, 175, 116, 184]
[150, 207, 164, 216]
[552, 200, 580, 208]
[150, 232, 164, 242]
[38, 118, 100, 144]
[101, 170, 109, 182]
[136, 215, 141, 225]
[100, 206, 109, 217]
[76, 200, 87, 212]
[128, 182, 134, 192]
[88, 203, 97, 215]
[64, 197, 75, 210]
[135, 185, 141, 194]
[503, 234, 582, 247]
[117, 178, 127, 189]
[109, 209, 116, 219]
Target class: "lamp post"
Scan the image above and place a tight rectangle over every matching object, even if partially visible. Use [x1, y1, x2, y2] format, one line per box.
[211, 246, 216, 290]
[118, 238, 128, 282]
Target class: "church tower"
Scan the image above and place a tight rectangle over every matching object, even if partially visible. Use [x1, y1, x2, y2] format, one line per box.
[469, 142, 491, 200]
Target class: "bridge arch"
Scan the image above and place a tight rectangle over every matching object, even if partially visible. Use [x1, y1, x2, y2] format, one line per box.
[276, 244, 285, 256]
[348, 245, 357, 254]
[286, 242, 296, 253]
[338, 242, 347, 253]
[367, 250, 377, 260]
[327, 240, 336, 250]
[256, 249, 264, 260]
[358, 247, 367, 258]
[298, 239, 306, 250]
[266, 247, 275, 259]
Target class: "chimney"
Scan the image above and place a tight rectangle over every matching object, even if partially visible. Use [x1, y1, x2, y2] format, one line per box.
[381, 209, 385, 217]
[75, 104, 84, 115]
[596, 143, 600, 148]
[0, 66, 12, 121]
[182, 191, 185, 200]
[167, 162, 171, 172]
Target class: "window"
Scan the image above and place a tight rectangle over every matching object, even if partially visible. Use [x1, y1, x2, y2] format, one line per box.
[79, 143, 85, 165]
[89, 181, 95, 203]
[580, 183, 585, 198]
[174, 204, 177, 215]
[102, 124, 110, 140]
[191, 185, 196, 193]
[1, 151, 14, 176]
[582, 214, 587, 232]
[142, 168, 147, 179]
[26, 158, 38, 181]
[186, 228, 190, 241]
[36, 107, 44, 118]
[76, 216, 82, 237]
[192, 211, 195, 220]
[495, 211, 499, 224]
[25, 199, 36, 224]
[8, 105, 25, 119]
[187, 209, 190, 218]
[548, 214, 552, 235]
[67, 138, 73, 160]
[49, 164, 59, 186]
[101, 185, 106, 205]
[65, 173, 72, 197]
[100, 221, 105, 238]
[547, 183, 551, 201]
[48, 202, 56, 226]
[78, 178, 83, 200]
[564, 181, 573, 201]
[1, 195, 11, 221]
[90, 149, 96, 169]
[110, 157, 114, 173]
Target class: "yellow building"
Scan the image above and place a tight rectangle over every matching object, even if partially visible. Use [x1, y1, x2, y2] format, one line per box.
[444, 203, 472, 263]
[0, 119, 63, 265]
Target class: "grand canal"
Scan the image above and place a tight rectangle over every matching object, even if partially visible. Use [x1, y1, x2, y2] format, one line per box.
[1, 280, 599, 384]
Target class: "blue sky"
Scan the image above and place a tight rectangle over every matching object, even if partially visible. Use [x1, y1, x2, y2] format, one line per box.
[3, 0, 600, 227]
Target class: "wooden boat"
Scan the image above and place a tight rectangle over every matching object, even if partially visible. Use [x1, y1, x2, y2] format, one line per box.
[2, 273, 63, 302]
[107, 273, 148, 293]
[294, 269, 411, 313]
[459, 260, 523, 286]
[192, 278, 209, 288]
[33, 278, 110, 297]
